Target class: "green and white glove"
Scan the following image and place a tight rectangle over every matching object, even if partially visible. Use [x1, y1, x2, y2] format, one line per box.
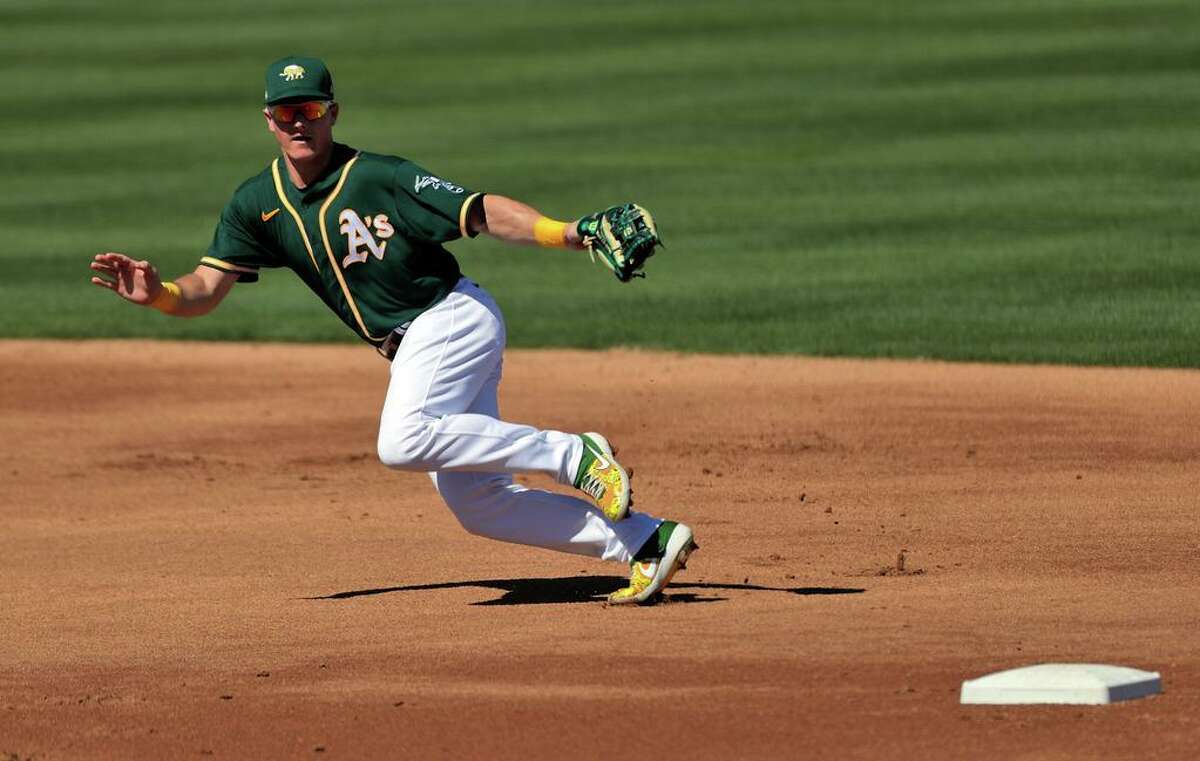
[577, 203, 663, 283]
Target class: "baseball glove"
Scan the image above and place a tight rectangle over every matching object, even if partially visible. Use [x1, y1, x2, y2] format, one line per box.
[577, 203, 662, 282]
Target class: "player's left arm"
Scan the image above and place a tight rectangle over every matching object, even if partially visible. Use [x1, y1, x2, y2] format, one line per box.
[467, 195, 586, 250]
[397, 162, 660, 279]
[468, 194, 663, 282]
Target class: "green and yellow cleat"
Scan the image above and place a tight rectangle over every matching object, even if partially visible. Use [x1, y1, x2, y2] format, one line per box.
[574, 432, 632, 522]
[608, 522, 697, 605]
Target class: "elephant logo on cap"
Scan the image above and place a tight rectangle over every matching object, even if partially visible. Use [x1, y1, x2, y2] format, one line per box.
[280, 65, 306, 81]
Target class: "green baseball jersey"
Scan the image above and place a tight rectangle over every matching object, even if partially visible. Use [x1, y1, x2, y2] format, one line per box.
[202, 143, 482, 346]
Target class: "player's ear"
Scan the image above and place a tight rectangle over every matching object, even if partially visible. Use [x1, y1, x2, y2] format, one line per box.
[263, 108, 275, 133]
[329, 102, 339, 126]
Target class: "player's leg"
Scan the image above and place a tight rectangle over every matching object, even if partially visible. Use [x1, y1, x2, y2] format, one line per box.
[433, 472, 658, 562]
[376, 279, 628, 519]
[382, 278, 697, 599]
[427, 354, 658, 562]
[436, 463, 698, 601]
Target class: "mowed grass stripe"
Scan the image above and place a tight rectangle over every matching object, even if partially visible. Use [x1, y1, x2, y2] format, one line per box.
[3, 0, 1198, 365]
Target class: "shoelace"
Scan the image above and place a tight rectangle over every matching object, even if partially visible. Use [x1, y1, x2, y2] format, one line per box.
[579, 472, 607, 501]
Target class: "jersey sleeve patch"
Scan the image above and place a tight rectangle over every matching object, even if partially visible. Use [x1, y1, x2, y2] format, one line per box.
[199, 256, 261, 283]
[392, 159, 476, 244]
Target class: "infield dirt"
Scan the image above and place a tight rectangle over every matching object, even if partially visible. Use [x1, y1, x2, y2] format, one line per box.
[2, 341, 1197, 760]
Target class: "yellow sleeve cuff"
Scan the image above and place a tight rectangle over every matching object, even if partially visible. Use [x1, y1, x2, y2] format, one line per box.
[199, 256, 258, 275]
[458, 192, 484, 239]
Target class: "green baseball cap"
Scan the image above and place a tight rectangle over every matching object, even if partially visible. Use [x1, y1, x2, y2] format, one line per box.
[264, 55, 334, 105]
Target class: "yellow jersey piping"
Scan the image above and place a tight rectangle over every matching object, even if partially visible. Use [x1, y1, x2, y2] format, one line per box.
[270, 159, 322, 274]
[458, 192, 483, 239]
[317, 154, 386, 344]
[199, 256, 258, 275]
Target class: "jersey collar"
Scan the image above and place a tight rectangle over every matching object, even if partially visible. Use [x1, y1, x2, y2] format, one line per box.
[284, 143, 358, 204]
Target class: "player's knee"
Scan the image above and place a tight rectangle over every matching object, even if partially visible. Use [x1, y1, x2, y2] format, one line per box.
[434, 474, 514, 536]
[376, 419, 429, 470]
[436, 474, 507, 507]
[449, 501, 508, 539]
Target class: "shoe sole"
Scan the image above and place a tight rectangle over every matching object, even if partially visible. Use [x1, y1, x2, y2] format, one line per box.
[583, 432, 632, 521]
[609, 523, 697, 605]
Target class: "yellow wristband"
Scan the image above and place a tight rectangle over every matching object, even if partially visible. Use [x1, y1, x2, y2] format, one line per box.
[533, 216, 569, 248]
[150, 281, 182, 314]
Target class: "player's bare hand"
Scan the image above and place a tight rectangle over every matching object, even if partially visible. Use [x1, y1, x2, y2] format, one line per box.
[90, 253, 164, 306]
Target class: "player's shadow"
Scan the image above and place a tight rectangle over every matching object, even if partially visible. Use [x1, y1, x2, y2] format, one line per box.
[306, 577, 865, 606]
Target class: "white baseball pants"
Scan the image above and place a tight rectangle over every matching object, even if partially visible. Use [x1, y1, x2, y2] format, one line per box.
[376, 278, 660, 563]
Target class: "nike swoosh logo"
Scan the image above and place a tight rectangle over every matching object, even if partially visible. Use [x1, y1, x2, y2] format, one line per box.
[261, 208, 281, 222]
[586, 443, 610, 470]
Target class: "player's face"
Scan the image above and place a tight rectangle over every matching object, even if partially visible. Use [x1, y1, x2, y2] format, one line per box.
[264, 100, 339, 164]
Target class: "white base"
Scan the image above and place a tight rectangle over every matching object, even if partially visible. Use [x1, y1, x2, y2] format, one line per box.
[960, 663, 1161, 705]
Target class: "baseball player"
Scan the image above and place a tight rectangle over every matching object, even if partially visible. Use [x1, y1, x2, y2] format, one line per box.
[89, 56, 695, 604]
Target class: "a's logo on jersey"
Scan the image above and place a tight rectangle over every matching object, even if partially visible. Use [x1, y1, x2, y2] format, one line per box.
[339, 209, 395, 268]
[414, 175, 464, 195]
[280, 65, 306, 81]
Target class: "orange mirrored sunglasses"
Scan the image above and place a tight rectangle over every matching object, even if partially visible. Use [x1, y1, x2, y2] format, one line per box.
[269, 101, 331, 123]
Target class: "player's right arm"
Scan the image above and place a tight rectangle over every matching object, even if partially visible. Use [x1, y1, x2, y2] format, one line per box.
[89, 252, 238, 317]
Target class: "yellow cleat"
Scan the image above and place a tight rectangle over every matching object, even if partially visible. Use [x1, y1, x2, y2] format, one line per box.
[608, 523, 697, 605]
[574, 432, 632, 522]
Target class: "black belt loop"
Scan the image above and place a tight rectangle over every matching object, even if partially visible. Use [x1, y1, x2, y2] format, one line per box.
[376, 320, 413, 361]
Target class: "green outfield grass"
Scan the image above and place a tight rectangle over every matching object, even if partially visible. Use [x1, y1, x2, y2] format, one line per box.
[4, 0, 1199, 365]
